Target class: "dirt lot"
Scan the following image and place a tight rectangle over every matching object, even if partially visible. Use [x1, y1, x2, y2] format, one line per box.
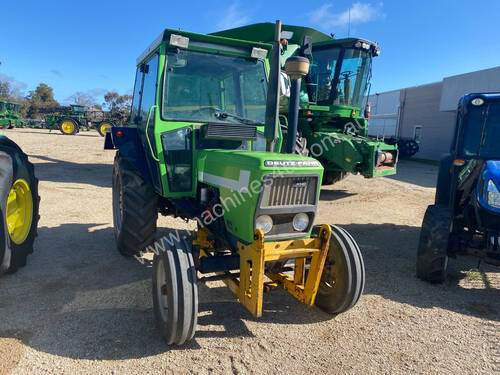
[0, 128, 498, 375]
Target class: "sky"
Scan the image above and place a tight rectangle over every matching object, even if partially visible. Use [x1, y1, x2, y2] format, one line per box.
[2, 1, 500, 104]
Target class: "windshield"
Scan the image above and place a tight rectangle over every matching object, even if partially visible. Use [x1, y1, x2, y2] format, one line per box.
[306, 47, 372, 108]
[162, 49, 267, 124]
[462, 100, 500, 158]
[0, 102, 5, 112]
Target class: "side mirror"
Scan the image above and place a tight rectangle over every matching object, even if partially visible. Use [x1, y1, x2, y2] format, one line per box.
[279, 71, 290, 98]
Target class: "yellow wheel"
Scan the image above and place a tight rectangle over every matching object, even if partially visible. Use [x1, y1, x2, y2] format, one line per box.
[98, 122, 113, 137]
[6, 179, 34, 245]
[59, 119, 78, 135]
[0, 144, 39, 275]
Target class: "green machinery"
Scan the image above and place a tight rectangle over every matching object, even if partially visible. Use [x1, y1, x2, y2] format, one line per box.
[105, 21, 365, 345]
[0, 101, 23, 129]
[213, 23, 398, 184]
[39, 104, 117, 136]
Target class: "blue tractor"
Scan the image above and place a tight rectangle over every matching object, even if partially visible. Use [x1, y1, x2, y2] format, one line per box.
[417, 93, 500, 282]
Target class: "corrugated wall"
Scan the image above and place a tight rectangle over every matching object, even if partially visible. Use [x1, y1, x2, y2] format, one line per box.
[399, 82, 456, 160]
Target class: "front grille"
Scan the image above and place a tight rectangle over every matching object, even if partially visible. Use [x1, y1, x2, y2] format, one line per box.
[260, 175, 318, 208]
[204, 123, 257, 140]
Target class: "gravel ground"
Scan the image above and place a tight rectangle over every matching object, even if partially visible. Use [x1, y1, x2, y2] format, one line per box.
[0, 128, 498, 375]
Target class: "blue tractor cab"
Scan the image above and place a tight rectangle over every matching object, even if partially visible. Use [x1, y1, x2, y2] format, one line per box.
[417, 93, 500, 282]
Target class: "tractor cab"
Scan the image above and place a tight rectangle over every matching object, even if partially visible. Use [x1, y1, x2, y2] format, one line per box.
[71, 104, 85, 113]
[0, 101, 6, 116]
[6, 102, 20, 118]
[417, 93, 500, 283]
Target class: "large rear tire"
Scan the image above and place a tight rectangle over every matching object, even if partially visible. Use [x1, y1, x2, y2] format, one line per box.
[152, 237, 198, 345]
[59, 118, 78, 135]
[313, 225, 365, 314]
[0, 146, 39, 274]
[112, 153, 157, 257]
[416, 205, 452, 283]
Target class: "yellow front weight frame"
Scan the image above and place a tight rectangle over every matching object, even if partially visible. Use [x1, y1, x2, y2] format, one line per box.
[195, 225, 332, 317]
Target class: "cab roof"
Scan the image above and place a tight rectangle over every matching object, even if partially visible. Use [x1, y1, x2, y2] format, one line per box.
[137, 27, 273, 65]
[211, 23, 333, 44]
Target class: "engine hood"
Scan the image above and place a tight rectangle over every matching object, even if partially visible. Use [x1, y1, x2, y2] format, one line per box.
[484, 160, 500, 184]
[477, 160, 500, 214]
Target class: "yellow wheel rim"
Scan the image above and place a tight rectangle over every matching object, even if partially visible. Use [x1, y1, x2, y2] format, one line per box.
[6, 179, 33, 245]
[100, 123, 112, 135]
[61, 120, 75, 134]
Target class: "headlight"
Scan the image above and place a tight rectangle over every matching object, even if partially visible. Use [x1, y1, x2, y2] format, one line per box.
[256, 215, 273, 234]
[487, 180, 500, 208]
[292, 213, 309, 231]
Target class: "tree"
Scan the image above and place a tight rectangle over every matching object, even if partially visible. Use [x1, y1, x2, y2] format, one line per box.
[103, 91, 132, 113]
[66, 91, 96, 107]
[25, 83, 59, 118]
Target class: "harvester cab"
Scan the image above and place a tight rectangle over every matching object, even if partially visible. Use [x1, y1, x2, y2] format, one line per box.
[213, 23, 399, 184]
[105, 22, 365, 345]
[417, 93, 500, 282]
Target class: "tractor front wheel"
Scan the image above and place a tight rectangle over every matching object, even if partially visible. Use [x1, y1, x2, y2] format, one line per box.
[313, 225, 365, 314]
[59, 118, 78, 135]
[112, 153, 157, 257]
[152, 237, 198, 345]
[416, 205, 452, 283]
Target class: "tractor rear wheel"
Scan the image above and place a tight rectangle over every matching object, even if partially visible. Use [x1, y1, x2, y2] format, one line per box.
[0, 145, 39, 274]
[97, 122, 114, 137]
[322, 171, 347, 185]
[313, 225, 365, 314]
[112, 153, 157, 257]
[59, 118, 78, 135]
[416, 205, 452, 283]
[152, 237, 198, 345]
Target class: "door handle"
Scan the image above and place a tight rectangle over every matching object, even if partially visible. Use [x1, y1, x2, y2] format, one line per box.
[145, 105, 159, 161]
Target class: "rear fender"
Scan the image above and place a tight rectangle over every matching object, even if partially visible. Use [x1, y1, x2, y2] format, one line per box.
[105, 127, 153, 185]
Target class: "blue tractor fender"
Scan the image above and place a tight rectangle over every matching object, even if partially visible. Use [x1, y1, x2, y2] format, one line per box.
[105, 127, 153, 186]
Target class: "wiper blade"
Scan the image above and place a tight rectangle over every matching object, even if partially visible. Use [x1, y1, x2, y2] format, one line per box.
[214, 111, 263, 126]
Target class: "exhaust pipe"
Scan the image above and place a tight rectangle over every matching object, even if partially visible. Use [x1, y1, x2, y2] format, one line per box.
[284, 56, 310, 154]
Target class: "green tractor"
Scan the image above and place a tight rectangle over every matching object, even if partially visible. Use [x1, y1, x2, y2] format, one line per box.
[39, 104, 117, 136]
[105, 22, 365, 345]
[0, 101, 24, 129]
[213, 23, 398, 185]
[0, 136, 39, 275]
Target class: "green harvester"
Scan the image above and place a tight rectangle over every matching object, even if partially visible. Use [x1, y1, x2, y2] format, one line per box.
[213, 23, 398, 184]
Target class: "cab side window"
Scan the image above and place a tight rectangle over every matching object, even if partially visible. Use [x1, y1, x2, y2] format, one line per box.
[130, 67, 143, 125]
[139, 54, 159, 127]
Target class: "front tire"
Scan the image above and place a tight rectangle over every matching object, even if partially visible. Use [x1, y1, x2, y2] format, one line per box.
[152, 237, 198, 345]
[112, 153, 157, 257]
[313, 225, 365, 314]
[416, 205, 452, 283]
